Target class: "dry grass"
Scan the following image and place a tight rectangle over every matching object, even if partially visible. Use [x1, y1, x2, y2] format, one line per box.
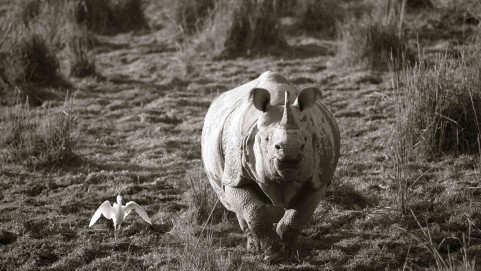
[174, 0, 215, 34]
[0, 0, 98, 95]
[337, 0, 411, 69]
[192, 0, 286, 58]
[183, 170, 227, 225]
[0, 95, 79, 169]
[295, 0, 345, 35]
[391, 52, 481, 160]
[76, 0, 147, 35]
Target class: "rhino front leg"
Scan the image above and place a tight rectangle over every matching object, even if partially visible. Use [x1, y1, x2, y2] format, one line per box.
[276, 183, 326, 254]
[224, 185, 284, 262]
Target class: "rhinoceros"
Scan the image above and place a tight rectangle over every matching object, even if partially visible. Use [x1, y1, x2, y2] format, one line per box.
[201, 71, 340, 262]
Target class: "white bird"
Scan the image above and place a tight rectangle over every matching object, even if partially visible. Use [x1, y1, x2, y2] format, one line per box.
[89, 195, 152, 240]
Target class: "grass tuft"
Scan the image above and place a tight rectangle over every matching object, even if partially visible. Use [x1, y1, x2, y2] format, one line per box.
[174, 0, 215, 34]
[0, 95, 80, 169]
[76, 0, 147, 35]
[193, 0, 286, 58]
[337, 0, 411, 69]
[296, 0, 344, 36]
[391, 52, 481, 160]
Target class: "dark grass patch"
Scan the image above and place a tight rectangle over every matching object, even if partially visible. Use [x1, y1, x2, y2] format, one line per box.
[174, 0, 215, 34]
[192, 0, 286, 58]
[76, 0, 147, 35]
[337, 0, 412, 69]
[295, 0, 344, 36]
[0, 97, 80, 169]
[391, 53, 481, 159]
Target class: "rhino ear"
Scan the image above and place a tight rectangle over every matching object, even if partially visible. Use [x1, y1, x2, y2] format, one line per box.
[250, 88, 271, 112]
[293, 87, 322, 111]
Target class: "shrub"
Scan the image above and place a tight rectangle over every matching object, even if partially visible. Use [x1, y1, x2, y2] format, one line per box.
[337, 0, 410, 69]
[391, 52, 481, 160]
[76, 0, 147, 35]
[174, 0, 215, 34]
[195, 0, 286, 58]
[0, 96, 79, 168]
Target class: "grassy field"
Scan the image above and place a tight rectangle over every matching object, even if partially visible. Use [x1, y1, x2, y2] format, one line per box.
[1, 0, 481, 270]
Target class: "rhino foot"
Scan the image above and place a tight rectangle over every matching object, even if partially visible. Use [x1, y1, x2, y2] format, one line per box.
[263, 251, 283, 264]
[246, 234, 261, 252]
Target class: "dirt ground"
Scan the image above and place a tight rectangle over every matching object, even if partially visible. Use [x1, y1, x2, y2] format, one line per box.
[1, 1, 481, 270]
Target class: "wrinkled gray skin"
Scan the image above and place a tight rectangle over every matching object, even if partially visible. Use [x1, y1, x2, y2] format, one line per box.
[202, 71, 340, 261]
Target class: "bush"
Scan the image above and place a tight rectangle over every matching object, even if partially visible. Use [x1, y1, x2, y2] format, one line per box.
[391, 52, 481, 159]
[76, 0, 147, 35]
[337, 0, 410, 69]
[0, 96, 79, 168]
[195, 0, 286, 58]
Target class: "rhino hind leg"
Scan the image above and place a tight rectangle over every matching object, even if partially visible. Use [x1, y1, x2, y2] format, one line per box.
[224, 185, 283, 262]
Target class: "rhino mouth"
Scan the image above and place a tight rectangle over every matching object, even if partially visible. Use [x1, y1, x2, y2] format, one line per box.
[274, 158, 301, 170]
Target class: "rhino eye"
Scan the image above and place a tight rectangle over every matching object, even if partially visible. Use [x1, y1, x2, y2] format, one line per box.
[265, 136, 269, 141]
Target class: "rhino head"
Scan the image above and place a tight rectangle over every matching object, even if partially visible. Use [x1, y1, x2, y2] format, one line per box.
[249, 87, 321, 207]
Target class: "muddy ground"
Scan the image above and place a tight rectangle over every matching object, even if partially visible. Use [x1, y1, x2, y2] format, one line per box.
[1, 1, 481, 270]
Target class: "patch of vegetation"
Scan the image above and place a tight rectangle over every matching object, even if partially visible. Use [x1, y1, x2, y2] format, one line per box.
[295, 0, 345, 35]
[0, 96, 79, 169]
[174, 0, 215, 34]
[183, 170, 226, 224]
[76, 0, 147, 35]
[0, 0, 97, 100]
[193, 0, 286, 58]
[337, 0, 411, 69]
[391, 52, 481, 160]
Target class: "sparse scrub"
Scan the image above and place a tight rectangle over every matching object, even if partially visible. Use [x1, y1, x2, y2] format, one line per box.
[0, 96, 79, 168]
[194, 0, 286, 58]
[391, 52, 481, 159]
[337, 0, 410, 69]
[76, 0, 147, 35]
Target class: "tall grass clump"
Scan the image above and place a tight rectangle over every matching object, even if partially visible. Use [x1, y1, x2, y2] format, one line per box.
[337, 0, 410, 69]
[0, 96, 79, 168]
[194, 0, 286, 58]
[174, 0, 215, 34]
[391, 52, 481, 160]
[295, 0, 345, 35]
[76, 0, 147, 35]
[0, 0, 98, 95]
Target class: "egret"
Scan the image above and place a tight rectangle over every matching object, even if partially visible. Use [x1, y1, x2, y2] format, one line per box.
[89, 195, 152, 240]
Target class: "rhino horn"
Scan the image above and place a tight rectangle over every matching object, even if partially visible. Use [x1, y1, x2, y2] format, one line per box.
[279, 91, 297, 129]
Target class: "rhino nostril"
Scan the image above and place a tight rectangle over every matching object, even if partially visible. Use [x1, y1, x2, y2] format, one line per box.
[301, 144, 305, 150]
[275, 144, 281, 150]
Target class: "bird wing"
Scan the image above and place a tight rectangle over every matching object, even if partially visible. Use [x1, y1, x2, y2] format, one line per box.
[125, 201, 152, 224]
[89, 200, 113, 227]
